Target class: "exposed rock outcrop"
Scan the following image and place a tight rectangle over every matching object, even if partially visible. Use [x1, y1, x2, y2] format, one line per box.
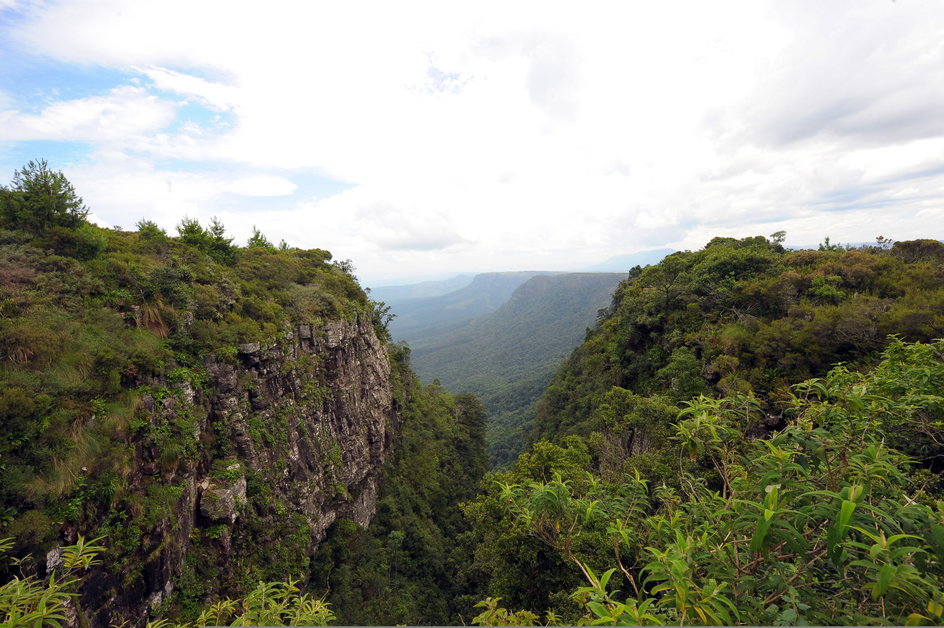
[79, 315, 396, 626]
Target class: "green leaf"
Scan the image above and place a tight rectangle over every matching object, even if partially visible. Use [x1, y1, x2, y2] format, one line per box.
[928, 599, 944, 617]
[750, 518, 773, 553]
[837, 499, 856, 531]
[587, 601, 609, 619]
[828, 499, 858, 561]
[598, 568, 616, 591]
[873, 564, 895, 599]
[890, 545, 925, 561]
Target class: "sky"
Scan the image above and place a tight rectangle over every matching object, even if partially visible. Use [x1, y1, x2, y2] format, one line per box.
[1, 1, 943, 286]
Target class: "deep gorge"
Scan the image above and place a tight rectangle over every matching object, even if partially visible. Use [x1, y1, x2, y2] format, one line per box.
[2, 165, 944, 626]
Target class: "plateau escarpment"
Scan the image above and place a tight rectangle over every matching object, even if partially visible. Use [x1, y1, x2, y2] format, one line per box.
[84, 316, 397, 625]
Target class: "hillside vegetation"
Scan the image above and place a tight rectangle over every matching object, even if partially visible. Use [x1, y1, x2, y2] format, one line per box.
[463, 338, 944, 625]
[456, 235, 944, 625]
[536, 235, 944, 441]
[0, 161, 488, 626]
[1, 163, 370, 552]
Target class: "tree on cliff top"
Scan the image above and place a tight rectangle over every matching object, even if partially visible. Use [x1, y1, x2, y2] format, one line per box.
[0, 160, 89, 235]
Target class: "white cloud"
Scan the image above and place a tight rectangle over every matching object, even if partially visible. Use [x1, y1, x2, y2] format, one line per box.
[69, 158, 226, 229]
[3, 1, 944, 283]
[136, 66, 238, 112]
[135, 67, 239, 111]
[226, 175, 296, 197]
[0, 85, 175, 142]
[65, 156, 299, 237]
[85, 211, 110, 228]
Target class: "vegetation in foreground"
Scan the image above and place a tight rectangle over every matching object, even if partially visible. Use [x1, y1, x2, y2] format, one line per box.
[466, 339, 944, 625]
[458, 233, 944, 626]
[6, 340, 944, 626]
[1, 535, 335, 627]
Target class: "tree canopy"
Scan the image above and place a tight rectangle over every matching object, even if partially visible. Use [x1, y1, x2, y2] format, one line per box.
[0, 160, 89, 235]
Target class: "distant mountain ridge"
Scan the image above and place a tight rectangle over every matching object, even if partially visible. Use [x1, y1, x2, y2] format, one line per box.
[387, 271, 558, 341]
[369, 274, 474, 303]
[407, 272, 626, 466]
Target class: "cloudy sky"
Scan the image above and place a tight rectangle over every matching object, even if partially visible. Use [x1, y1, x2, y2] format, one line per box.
[1, 1, 942, 286]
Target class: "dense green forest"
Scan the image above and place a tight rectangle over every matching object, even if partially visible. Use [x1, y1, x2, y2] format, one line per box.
[408, 272, 624, 467]
[536, 234, 944, 441]
[3, 160, 944, 627]
[455, 234, 944, 625]
[310, 379, 488, 625]
[462, 338, 944, 625]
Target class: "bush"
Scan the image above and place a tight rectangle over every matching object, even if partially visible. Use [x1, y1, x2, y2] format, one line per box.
[0, 321, 63, 367]
[37, 224, 105, 260]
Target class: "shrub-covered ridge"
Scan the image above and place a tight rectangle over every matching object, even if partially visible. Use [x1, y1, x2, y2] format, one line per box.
[536, 235, 944, 442]
[459, 234, 944, 626]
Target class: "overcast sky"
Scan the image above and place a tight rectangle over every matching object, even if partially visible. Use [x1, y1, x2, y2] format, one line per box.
[1, 1, 942, 286]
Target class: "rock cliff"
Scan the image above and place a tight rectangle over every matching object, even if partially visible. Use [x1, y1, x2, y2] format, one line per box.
[78, 315, 396, 626]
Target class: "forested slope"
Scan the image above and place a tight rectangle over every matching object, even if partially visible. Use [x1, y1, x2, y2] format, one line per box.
[388, 271, 554, 340]
[410, 272, 624, 466]
[536, 236, 944, 441]
[457, 235, 944, 626]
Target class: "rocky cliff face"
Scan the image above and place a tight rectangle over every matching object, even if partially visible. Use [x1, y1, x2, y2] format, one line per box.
[78, 315, 396, 626]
